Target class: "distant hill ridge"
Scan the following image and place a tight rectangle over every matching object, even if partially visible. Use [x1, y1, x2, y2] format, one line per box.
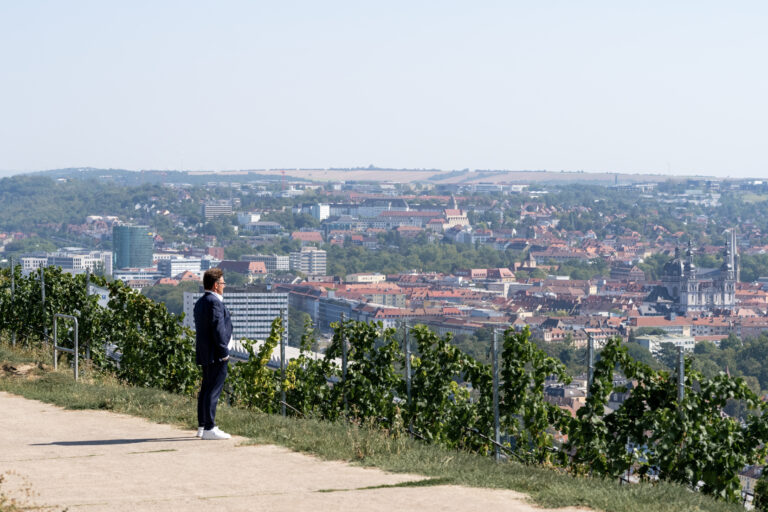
[27, 167, 715, 186]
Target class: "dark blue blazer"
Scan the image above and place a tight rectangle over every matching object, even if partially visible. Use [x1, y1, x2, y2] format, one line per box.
[194, 291, 233, 365]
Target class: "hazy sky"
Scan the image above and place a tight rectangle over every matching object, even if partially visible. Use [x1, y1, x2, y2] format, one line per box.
[1, 1, 766, 178]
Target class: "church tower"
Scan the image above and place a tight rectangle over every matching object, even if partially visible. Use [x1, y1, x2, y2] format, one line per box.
[720, 229, 738, 309]
[656, 228, 739, 313]
[682, 241, 700, 310]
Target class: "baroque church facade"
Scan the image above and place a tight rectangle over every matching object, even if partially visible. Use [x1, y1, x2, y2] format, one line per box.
[654, 230, 739, 314]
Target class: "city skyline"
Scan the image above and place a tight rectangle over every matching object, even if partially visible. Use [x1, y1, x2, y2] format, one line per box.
[1, 2, 766, 179]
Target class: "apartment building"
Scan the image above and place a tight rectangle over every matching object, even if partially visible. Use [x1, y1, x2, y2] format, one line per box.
[242, 254, 290, 272]
[183, 284, 289, 342]
[202, 200, 233, 220]
[289, 246, 327, 276]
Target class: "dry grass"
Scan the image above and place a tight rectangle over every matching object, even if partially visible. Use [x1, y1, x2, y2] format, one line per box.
[0, 471, 38, 512]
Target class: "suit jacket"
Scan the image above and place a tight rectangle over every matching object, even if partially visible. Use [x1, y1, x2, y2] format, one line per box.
[194, 291, 233, 365]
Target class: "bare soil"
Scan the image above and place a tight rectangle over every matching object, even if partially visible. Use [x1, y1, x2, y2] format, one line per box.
[1, 362, 44, 379]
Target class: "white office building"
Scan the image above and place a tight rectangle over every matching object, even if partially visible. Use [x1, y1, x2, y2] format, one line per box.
[157, 258, 203, 278]
[241, 254, 290, 272]
[21, 250, 112, 276]
[310, 203, 330, 221]
[113, 268, 163, 283]
[48, 250, 113, 276]
[203, 200, 234, 220]
[289, 247, 326, 276]
[636, 335, 696, 356]
[237, 211, 262, 225]
[20, 256, 48, 275]
[183, 285, 289, 342]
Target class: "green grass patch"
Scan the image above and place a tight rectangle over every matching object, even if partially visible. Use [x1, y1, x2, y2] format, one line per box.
[0, 342, 745, 512]
[741, 192, 768, 204]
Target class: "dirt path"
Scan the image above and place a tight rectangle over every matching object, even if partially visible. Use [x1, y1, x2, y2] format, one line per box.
[0, 392, 589, 511]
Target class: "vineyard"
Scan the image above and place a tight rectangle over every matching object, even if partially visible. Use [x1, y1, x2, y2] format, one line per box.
[2, 265, 768, 505]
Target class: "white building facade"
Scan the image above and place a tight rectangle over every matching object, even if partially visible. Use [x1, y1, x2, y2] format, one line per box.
[183, 285, 289, 342]
[21, 250, 112, 276]
[157, 258, 203, 278]
[289, 247, 327, 276]
[242, 254, 290, 272]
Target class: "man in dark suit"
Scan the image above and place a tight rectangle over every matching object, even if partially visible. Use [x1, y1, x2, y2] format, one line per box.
[194, 268, 233, 440]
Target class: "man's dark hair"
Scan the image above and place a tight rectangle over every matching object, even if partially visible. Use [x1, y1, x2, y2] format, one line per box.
[203, 268, 224, 290]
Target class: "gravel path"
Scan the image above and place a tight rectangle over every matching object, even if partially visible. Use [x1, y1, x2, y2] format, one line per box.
[0, 391, 590, 511]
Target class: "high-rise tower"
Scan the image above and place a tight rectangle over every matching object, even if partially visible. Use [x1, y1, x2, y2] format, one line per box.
[112, 225, 154, 269]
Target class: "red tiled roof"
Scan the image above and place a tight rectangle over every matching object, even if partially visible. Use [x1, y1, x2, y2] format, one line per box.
[292, 231, 324, 242]
[630, 316, 691, 327]
[217, 261, 267, 274]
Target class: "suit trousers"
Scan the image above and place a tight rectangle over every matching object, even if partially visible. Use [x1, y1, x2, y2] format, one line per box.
[198, 360, 228, 430]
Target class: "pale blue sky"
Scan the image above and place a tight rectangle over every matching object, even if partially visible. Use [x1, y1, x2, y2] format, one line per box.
[1, 1, 766, 178]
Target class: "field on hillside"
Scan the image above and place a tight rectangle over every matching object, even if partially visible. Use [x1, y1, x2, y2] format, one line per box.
[254, 168, 694, 184]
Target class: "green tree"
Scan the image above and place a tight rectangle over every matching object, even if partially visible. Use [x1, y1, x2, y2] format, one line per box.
[104, 280, 198, 394]
[229, 317, 282, 412]
[142, 280, 200, 316]
[500, 327, 572, 463]
[406, 325, 493, 452]
[625, 341, 665, 370]
[657, 342, 680, 369]
[223, 271, 249, 287]
[326, 320, 402, 424]
[288, 309, 312, 347]
[567, 337, 768, 502]
[755, 475, 768, 511]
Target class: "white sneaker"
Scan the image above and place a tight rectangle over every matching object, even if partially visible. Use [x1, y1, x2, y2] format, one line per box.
[202, 426, 231, 440]
[196, 427, 204, 438]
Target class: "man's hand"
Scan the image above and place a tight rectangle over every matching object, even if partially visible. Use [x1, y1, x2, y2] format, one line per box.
[220, 355, 230, 362]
